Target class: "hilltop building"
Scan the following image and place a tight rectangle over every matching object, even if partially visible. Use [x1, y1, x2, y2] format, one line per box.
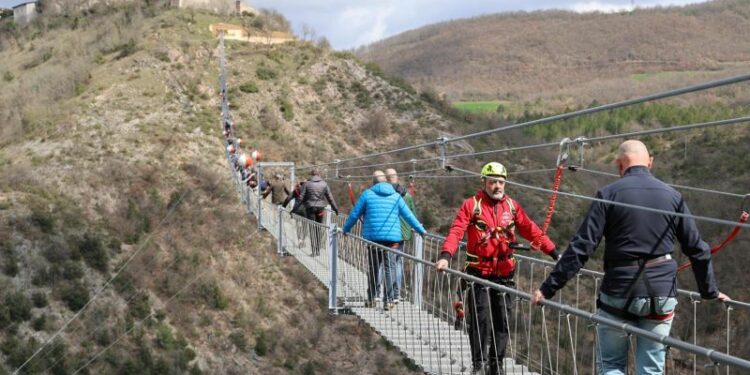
[12, 1, 38, 25]
[209, 23, 294, 45]
[171, 0, 256, 15]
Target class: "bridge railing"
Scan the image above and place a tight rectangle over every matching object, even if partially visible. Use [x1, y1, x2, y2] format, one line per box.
[225, 146, 750, 373]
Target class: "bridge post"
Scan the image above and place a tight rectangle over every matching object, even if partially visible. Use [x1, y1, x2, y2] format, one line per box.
[413, 233, 424, 309]
[257, 165, 263, 230]
[277, 204, 285, 256]
[327, 222, 339, 314]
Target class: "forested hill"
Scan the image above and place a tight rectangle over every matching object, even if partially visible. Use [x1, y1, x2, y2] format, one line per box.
[357, 0, 750, 104]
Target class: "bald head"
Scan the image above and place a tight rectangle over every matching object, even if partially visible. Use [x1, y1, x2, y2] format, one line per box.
[385, 168, 399, 183]
[372, 170, 387, 185]
[616, 140, 653, 176]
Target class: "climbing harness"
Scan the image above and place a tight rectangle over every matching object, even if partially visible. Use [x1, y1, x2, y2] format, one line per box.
[677, 194, 749, 271]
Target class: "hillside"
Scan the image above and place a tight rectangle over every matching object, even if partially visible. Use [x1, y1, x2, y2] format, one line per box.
[0, 3, 459, 374]
[357, 0, 750, 105]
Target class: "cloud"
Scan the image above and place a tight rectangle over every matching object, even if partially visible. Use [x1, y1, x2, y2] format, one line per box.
[569, 1, 635, 13]
[568, 0, 707, 13]
[338, 5, 394, 47]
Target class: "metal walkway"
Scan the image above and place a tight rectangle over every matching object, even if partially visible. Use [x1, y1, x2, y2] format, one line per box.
[238, 172, 536, 374]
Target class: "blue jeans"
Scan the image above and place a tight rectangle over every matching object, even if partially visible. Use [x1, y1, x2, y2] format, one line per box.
[596, 293, 678, 375]
[384, 244, 403, 301]
[388, 253, 403, 300]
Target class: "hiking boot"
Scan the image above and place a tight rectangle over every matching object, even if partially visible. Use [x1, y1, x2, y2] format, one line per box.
[393, 298, 400, 304]
[384, 302, 395, 311]
[364, 300, 373, 308]
[471, 365, 486, 375]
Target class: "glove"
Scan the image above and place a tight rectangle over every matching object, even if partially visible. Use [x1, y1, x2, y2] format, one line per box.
[548, 249, 561, 261]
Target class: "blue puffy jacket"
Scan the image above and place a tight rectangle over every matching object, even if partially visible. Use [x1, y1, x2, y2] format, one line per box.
[343, 182, 426, 242]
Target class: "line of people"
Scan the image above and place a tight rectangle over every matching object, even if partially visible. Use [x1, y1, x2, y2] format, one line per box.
[241, 137, 729, 375]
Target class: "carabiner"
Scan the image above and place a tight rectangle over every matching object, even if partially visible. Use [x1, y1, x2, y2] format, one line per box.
[557, 137, 571, 166]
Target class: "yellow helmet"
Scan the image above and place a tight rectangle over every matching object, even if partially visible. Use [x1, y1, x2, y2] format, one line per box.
[480, 162, 507, 178]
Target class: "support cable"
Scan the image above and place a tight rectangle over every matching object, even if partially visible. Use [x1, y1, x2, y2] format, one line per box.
[450, 167, 750, 229]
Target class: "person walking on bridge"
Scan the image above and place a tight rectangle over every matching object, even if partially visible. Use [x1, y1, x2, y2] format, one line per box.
[263, 173, 291, 205]
[299, 169, 339, 256]
[344, 170, 426, 311]
[531, 140, 730, 375]
[437, 162, 558, 375]
[385, 168, 415, 304]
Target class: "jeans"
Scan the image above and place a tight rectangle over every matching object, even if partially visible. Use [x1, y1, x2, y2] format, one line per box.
[596, 293, 678, 375]
[386, 250, 403, 301]
[367, 243, 398, 303]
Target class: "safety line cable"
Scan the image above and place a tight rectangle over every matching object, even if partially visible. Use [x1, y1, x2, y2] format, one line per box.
[450, 166, 750, 229]
[579, 168, 747, 198]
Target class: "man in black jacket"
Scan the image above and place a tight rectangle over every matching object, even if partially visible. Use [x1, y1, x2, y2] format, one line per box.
[531, 140, 729, 374]
[299, 169, 340, 256]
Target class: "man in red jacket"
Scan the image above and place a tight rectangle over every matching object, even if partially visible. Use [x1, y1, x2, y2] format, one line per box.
[436, 162, 559, 375]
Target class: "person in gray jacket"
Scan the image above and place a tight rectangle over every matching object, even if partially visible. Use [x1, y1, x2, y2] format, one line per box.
[299, 169, 340, 256]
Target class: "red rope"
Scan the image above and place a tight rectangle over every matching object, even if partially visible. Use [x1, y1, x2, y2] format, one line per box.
[347, 182, 356, 207]
[542, 164, 566, 234]
[677, 211, 749, 271]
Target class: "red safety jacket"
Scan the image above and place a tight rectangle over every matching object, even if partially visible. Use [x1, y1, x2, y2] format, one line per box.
[442, 191, 555, 277]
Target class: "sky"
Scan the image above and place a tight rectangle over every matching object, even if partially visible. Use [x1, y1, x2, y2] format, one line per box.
[1, 0, 709, 49]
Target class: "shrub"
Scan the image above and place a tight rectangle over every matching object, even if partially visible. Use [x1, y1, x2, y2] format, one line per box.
[61, 260, 84, 280]
[0, 306, 10, 329]
[79, 233, 109, 273]
[153, 50, 170, 63]
[229, 331, 247, 352]
[361, 110, 389, 137]
[3, 71, 13, 82]
[2, 246, 18, 277]
[60, 282, 89, 312]
[254, 330, 268, 356]
[128, 291, 151, 319]
[239, 81, 259, 93]
[30, 209, 54, 233]
[112, 39, 139, 60]
[5, 291, 32, 323]
[278, 98, 294, 121]
[256, 67, 277, 80]
[32, 292, 48, 308]
[198, 281, 228, 310]
[32, 314, 46, 331]
[156, 323, 177, 350]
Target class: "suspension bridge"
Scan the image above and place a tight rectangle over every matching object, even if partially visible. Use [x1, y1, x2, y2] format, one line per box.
[10, 34, 750, 375]
[214, 33, 750, 375]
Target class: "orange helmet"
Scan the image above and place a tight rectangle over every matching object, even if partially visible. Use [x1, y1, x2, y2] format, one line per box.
[251, 150, 262, 162]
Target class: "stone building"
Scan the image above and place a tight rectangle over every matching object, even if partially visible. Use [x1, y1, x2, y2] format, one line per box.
[13, 1, 38, 25]
[171, 0, 255, 15]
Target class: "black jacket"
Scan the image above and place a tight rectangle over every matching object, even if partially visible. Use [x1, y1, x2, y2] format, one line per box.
[540, 166, 719, 299]
[299, 176, 339, 213]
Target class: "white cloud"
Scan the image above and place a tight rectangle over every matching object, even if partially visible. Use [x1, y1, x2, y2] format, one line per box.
[569, 0, 707, 13]
[569, 1, 635, 13]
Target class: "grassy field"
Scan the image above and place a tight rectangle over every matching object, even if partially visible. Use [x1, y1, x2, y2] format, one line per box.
[452, 100, 510, 113]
